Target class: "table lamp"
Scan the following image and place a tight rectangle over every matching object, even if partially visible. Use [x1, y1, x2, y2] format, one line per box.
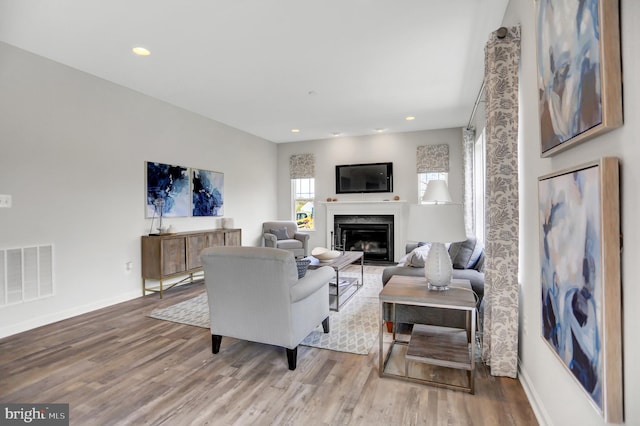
[421, 179, 452, 204]
[408, 181, 466, 290]
[149, 198, 166, 236]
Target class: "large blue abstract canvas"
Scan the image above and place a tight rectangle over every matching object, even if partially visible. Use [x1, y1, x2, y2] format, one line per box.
[538, 159, 622, 421]
[536, 0, 601, 153]
[146, 162, 190, 218]
[192, 169, 224, 216]
[535, 0, 622, 157]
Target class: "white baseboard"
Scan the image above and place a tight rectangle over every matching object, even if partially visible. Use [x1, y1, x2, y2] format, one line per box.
[518, 358, 552, 426]
[0, 290, 141, 339]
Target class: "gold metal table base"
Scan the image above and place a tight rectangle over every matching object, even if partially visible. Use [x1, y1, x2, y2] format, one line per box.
[142, 271, 204, 298]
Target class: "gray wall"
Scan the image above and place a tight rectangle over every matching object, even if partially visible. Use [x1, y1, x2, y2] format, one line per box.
[0, 41, 278, 337]
[504, 0, 640, 425]
[276, 129, 464, 251]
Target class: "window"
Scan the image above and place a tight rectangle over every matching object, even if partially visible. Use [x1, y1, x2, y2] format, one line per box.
[473, 128, 486, 243]
[292, 178, 315, 230]
[417, 172, 449, 203]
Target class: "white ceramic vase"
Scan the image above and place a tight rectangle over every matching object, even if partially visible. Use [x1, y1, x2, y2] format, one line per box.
[424, 242, 453, 290]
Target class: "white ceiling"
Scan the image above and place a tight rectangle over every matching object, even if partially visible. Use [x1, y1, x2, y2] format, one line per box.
[0, 0, 508, 143]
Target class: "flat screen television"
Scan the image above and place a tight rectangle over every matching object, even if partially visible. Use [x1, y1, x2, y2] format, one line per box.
[335, 162, 393, 194]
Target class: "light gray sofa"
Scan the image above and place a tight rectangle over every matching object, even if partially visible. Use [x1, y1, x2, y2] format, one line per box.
[200, 246, 334, 370]
[262, 220, 310, 257]
[381, 237, 485, 329]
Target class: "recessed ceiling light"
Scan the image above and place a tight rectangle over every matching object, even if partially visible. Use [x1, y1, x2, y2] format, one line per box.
[375, 128, 386, 133]
[132, 47, 151, 56]
[405, 116, 416, 121]
[332, 132, 342, 137]
[291, 128, 300, 133]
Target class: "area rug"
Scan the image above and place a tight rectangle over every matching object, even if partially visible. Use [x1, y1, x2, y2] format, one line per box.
[148, 272, 382, 355]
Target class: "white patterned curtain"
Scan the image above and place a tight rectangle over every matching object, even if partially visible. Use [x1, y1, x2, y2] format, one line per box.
[289, 154, 315, 178]
[416, 144, 449, 173]
[482, 25, 521, 378]
[462, 128, 475, 236]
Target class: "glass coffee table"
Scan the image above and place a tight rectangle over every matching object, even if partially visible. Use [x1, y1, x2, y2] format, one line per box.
[308, 251, 364, 311]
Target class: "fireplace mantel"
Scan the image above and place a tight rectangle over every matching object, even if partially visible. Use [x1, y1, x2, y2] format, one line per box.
[324, 201, 407, 262]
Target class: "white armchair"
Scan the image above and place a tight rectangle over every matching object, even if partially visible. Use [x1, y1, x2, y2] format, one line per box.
[200, 246, 334, 370]
[262, 220, 309, 257]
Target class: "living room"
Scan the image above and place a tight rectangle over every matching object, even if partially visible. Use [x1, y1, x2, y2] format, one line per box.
[1, 0, 639, 425]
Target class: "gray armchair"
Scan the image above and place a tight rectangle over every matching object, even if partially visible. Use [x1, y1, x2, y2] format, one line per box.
[262, 220, 309, 257]
[200, 246, 334, 370]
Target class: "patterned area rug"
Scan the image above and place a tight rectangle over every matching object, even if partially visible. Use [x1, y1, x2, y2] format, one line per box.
[148, 272, 383, 355]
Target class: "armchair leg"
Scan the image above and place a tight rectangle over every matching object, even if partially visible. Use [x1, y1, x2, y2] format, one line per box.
[322, 316, 330, 333]
[286, 347, 298, 370]
[212, 335, 222, 354]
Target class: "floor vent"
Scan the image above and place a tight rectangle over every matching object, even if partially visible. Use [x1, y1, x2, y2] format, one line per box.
[0, 245, 54, 306]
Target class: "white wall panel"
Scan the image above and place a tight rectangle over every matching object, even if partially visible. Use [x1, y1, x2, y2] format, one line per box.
[0, 41, 277, 337]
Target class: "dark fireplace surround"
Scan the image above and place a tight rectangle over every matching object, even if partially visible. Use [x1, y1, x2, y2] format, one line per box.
[333, 214, 394, 264]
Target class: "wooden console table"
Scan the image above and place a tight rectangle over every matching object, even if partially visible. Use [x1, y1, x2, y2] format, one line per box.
[141, 228, 241, 297]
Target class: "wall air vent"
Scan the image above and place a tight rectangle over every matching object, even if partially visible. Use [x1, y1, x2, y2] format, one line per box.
[0, 245, 54, 306]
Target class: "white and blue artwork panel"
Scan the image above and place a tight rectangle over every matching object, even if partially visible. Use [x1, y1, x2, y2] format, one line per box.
[538, 164, 603, 411]
[145, 162, 190, 218]
[192, 169, 224, 217]
[536, 0, 602, 153]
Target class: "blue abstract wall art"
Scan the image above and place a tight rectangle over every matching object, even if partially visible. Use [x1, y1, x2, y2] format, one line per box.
[539, 164, 604, 411]
[536, 0, 601, 153]
[536, 0, 622, 157]
[192, 169, 224, 217]
[146, 162, 190, 218]
[538, 159, 622, 422]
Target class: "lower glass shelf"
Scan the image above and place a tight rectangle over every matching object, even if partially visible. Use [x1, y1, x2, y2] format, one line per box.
[329, 277, 360, 310]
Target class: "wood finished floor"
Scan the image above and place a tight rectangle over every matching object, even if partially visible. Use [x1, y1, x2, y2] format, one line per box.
[0, 266, 538, 425]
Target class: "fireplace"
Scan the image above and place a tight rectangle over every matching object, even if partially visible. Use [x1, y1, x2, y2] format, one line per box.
[333, 215, 394, 263]
[324, 200, 406, 263]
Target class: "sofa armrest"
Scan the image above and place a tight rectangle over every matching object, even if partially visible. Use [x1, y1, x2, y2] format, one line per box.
[263, 233, 277, 248]
[382, 265, 425, 285]
[405, 243, 420, 254]
[290, 266, 333, 303]
[294, 232, 309, 255]
[293, 232, 309, 243]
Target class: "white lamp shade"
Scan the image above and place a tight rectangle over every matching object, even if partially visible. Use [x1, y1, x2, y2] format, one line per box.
[422, 180, 452, 203]
[408, 203, 466, 243]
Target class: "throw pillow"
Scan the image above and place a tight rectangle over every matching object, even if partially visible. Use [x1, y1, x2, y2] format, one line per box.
[474, 252, 485, 272]
[406, 243, 431, 267]
[295, 259, 311, 278]
[270, 227, 290, 240]
[449, 237, 484, 269]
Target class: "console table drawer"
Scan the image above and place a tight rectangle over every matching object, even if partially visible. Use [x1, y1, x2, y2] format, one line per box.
[142, 228, 241, 297]
[187, 232, 225, 270]
[161, 237, 187, 275]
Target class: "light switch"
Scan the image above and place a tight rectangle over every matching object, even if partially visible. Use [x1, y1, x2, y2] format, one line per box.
[0, 194, 12, 208]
